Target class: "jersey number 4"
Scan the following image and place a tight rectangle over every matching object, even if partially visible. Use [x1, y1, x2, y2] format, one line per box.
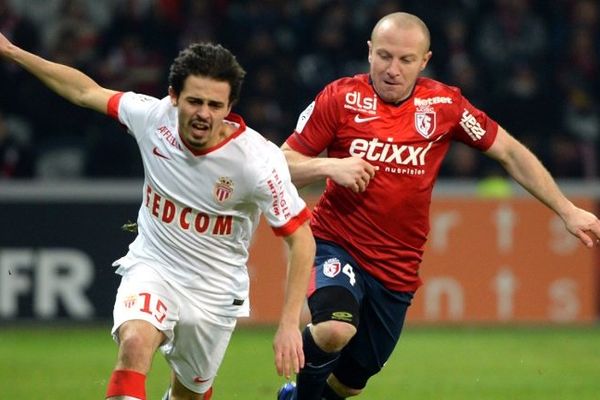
[343, 264, 356, 286]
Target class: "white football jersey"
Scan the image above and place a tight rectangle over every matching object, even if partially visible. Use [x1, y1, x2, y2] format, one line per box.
[108, 92, 310, 317]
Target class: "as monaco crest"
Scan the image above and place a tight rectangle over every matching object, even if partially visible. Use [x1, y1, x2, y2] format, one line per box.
[214, 177, 234, 203]
[123, 295, 137, 309]
[415, 111, 436, 138]
[323, 258, 342, 278]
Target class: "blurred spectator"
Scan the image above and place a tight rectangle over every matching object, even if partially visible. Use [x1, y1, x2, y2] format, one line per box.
[97, 32, 165, 96]
[475, 0, 548, 94]
[440, 144, 482, 179]
[557, 26, 599, 98]
[562, 87, 600, 178]
[84, 119, 142, 178]
[433, 13, 489, 109]
[0, 111, 33, 178]
[43, 0, 100, 68]
[446, 58, 488, 110]
[295, 1, 355, 98]
[0, 0, 39, 113]
[547, 134, 585, 178]
[0, 0, 599, 179]
[0, 0, 38, 50]
[8, 0, 114, 31]
[492, 62, 558, 136]
[178, 1, 221, 47]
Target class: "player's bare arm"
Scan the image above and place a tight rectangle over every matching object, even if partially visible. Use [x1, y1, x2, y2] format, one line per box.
[273, 221, 315, 379]
[281, 143, 376, 193]
[486, 126, 600, 247]
[0, 32, 117, 115]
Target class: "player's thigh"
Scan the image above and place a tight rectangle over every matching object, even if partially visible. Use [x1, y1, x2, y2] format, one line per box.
[309, 240, 367, 326]
[162, 303, 237, 394]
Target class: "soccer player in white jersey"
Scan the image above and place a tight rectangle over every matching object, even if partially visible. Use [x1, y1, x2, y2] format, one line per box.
[0, 33, 316, 400]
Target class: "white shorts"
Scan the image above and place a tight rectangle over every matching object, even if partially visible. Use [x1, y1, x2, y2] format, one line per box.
[112, 263, 237, 393]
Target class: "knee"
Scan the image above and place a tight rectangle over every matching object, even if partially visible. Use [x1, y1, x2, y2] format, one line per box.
[116, 321, 164, 371]
[118, 331, 147, 355]
[328, 374, 362, 398]
[311, 321, 356, 352]
[117, 335, 152, 371]
[338, 386, 362, 398]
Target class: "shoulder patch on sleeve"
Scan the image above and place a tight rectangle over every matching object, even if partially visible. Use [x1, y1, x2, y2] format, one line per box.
[295, 101, 315, 133]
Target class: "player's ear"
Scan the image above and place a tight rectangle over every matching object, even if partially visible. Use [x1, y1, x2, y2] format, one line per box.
[420, 51, 432, 71]
[367, 40, 373, 63]
[168, 86, 178, 106]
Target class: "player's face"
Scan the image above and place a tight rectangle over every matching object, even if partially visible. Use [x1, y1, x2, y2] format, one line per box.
[368, 23, 432, 103]
[169, 75, 232, 150]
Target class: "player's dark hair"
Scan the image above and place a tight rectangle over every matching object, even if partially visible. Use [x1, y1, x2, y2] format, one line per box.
[168, 43, 246, 106]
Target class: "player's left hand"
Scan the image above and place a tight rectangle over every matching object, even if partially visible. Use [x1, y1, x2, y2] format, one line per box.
[273, 323, 304, 379]
[562, 206, 600, 248]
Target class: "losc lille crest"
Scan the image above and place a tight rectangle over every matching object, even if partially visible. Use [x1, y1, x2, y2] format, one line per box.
[214, 176, 234, 203]
[415, 110, 436, 138]
[323, 258, 342, 278]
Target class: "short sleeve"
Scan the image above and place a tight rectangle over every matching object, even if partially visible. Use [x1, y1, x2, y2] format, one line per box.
[107, 92, 161, 139]
[254, 144, 311, 236]
[286, 83, 340, 156]
[450, 95, 499, 151]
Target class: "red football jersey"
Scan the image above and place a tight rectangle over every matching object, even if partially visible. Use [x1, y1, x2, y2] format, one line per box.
[286, 74, 499, 291]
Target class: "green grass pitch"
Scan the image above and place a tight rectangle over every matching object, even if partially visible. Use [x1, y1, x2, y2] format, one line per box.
[1, 324, 600, 399]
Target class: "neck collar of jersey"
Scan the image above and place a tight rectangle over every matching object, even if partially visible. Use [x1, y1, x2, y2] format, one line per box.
[181, 113, 246, 156]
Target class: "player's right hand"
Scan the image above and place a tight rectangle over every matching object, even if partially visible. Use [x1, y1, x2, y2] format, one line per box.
[273, 323, 304, 379]
[330, 157, 376, 193]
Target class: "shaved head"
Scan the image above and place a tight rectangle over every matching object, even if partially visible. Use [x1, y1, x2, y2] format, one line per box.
[367, 12, 432, 103]
[371, 12, 430, 53]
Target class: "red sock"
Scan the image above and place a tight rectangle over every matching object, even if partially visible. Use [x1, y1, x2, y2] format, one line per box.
[106, 369, 146, 399]
[204, 386, 213, 400]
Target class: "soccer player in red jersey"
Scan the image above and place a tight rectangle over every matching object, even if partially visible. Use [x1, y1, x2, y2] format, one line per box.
[277, 12, 600, 400]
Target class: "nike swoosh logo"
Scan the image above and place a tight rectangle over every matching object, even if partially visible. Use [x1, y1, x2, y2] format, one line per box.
[354, 114, 380, 123]
[152, 146, 170, 159]
[193, 376, 211, 384]
[306, 357, 340, 369]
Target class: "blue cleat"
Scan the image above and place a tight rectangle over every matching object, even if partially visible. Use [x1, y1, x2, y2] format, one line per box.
[277, 381, 296, 400]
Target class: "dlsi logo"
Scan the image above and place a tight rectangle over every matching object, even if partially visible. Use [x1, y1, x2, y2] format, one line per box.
[344, 91, 377, 112]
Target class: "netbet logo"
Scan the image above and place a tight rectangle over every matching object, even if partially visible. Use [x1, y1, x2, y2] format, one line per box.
[459, 109, 486, 141]
[349, 138, 432, 166]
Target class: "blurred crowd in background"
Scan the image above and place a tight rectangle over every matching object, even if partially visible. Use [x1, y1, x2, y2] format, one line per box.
[0, 0, 599, 180]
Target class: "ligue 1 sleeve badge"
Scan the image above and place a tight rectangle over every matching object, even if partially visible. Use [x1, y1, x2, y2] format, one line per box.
[214, 176, 234, 203]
